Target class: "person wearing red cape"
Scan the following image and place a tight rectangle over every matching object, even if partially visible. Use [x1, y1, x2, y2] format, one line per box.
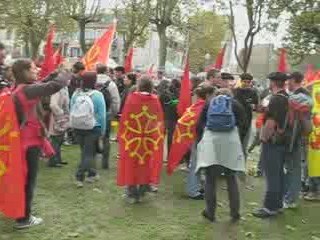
[117, 76, 165, 203]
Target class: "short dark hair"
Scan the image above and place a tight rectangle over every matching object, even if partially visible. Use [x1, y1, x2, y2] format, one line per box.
[221, 72, 234, 80]
[73, 61, 85, 74]
[195, 82, 215, 99]
[126, 73, 137, 85]
[114, 66, 125, 74]
[80, 71, 97, 89]
[138, 75, 153, 93]
[96, 64, 108, 74]
[12, 59, 33, 85]
[0, 42, 5, 50]
[240, 73, 253, 81]
[289, 71, 304, 83]
[206, 69, 220, 80]
[268, 72, 288, 88]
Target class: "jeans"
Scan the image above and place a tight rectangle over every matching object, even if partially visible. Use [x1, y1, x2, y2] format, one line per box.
[186, 143, 202, 197]
[284, 143, 302, 204]
[102, 114, 111, 169]
[204, 165, 240, 219]
[75, 129, 100, 182]
[243, 126, 252, 160]
[48, 134, 64, 166]
[17, 147, 40, 222]
[309, 177, 320, 193]
[261, 143, 285, 211]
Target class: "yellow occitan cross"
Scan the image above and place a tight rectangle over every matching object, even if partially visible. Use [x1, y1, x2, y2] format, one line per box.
[174, 107, 196, 143]
[121, 105, 164, 165]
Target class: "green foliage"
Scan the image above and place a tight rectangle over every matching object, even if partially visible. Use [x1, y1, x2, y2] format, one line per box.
[188, 11, 227, 73]
[0, 0, 75, 58]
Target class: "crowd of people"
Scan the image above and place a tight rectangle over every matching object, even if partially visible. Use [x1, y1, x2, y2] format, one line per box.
[0, 41, 319, 230]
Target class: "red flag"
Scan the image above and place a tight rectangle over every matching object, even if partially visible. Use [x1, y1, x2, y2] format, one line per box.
[214, 45, 226, 70]
[177, 56, 191, 116]
[39, 26, 56, 80]
[167, 99, 206, 175]
[124, 47, 134, 73]
[304, 64, 315, 83]
[53, 44, 64, 67]
[117, 92, 165, 186]
[83, 22, 116, 70]
[0, 89, 26, 219]
[277, 48, 288, 73]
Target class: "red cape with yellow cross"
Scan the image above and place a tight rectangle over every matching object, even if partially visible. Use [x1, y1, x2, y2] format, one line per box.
[0, 88, 26, 219]
[167, 99, 206, 175]
[117, 92, 165, 186]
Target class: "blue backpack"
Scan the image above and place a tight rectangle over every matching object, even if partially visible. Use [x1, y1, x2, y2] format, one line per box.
[206, 95, 236, 131]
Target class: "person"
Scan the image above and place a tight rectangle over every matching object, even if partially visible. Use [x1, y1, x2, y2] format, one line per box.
[206, 69, 222, 88]
[69, 61, 85, 97]
[119, 73, 137, 113]
[70, 72, 106, 187]
[253, 72, 289, 218]
[154, 69, 166, 87]
[96, 64, 120, 169]
[186, 83, 215, 200]
[11, 59, 70, 229]
[48, 85, 70, 167]
[0, 42, 9, 89]
[221, 72, 234, 88]
[117, 76, 165, 203]
[114, 66, 125, 95]
[233, 73, 259, 157]
[284, 72, 312, 208]
[196, 88, 247, 222]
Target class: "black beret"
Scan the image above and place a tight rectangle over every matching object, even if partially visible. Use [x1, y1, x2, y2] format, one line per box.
[267, 72, 289, 82]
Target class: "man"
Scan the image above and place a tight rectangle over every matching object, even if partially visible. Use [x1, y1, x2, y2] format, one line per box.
[0, 42, 8, 89]
[96, 64, 121, 169]
[69, 61, 85, 97]
[233, 73, 259, 156]
[253, 72, 289, 218]
[114, 66, 125, 95]
[206, 69, 222, 88]
[285, 72, 312, 208]
[221, 72, 235, 89]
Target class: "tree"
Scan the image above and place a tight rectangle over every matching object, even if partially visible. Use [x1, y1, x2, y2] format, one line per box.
[188, 11, 227, 72]
[114, 0, 151, 59]
[226, 0, 267, 73]
[0, 0, 74, 58]
[61, 0, 103, 54]
[268, 0, 319, 64]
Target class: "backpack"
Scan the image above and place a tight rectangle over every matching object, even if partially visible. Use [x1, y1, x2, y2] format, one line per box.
[100, 81, 112, 111]
[70, 90, 96, 130]
[206, 95, 236, 131]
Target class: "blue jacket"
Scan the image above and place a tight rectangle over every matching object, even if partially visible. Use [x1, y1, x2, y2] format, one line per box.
[71, 89, 106, 135]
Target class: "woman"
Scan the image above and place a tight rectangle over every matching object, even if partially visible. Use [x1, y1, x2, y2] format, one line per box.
[70, 72, 106, 187]
[12, 59, 69, 229]
[48, 85, 70, 167]
[119, 73, 137, 113]
[196, 88, 247, 223]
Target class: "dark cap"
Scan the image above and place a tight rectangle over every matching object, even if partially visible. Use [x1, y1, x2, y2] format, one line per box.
[267, 72, 289, 82]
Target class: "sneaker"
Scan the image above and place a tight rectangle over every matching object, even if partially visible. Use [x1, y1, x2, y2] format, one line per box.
[86, 174, 100, 183]
[283, 202, 298, 209]
[149, 185, 158, 193]
[252, 208, 277, 219]
[15, 216, 43, 230]
[76, 181, 84, 188]
[304, 192, 320, 201]
[189, 193, 204, 200]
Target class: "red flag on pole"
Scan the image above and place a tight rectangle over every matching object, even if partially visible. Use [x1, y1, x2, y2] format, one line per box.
[167, 99, 206, 175]
[83, 22, 116, 70]
[53, 44, 64, 67]
[277, 48, 288, 73]
[124, 47, 134, 73]
[0, 89, 26, 219]
[38, 25, 56, 80]
[177, 56, 191, 117]
[304, 64, 315, 83]
[214, 45, 226, 70]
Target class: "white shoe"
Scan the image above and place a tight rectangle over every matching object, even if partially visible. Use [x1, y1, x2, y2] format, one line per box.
[86, 174, 100, 183]
[283, 202, 298, 209]
[76, 181, 84, 188]
[15, 216, 43, 230]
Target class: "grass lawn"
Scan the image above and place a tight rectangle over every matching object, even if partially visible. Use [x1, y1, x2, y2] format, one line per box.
[1, 144, 320, 240]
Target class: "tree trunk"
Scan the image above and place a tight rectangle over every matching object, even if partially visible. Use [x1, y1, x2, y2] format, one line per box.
[24, 37, 30, 57]
[29, 31, 40, 59]
[79, 20, 87, 55]
[157, 25, 167, 71]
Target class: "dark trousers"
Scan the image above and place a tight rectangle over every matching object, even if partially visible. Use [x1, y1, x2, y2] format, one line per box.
[48, 134, 64, 166]
[261, 143, 285, 211]
[127, 185, 150, 201]
[102, 119, 111, 169]
[17, 147, 40, 222]
[204, 166, 240, 219]
[166, 121, 176, 154]
[75, 129, 99, 182]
